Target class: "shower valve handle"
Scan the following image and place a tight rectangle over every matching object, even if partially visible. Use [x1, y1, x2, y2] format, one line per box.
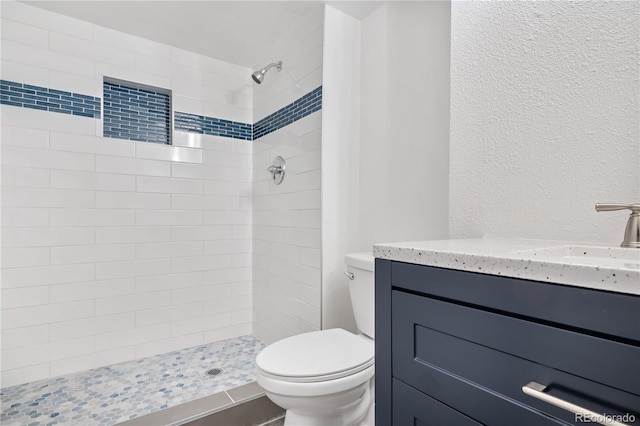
[267, 156, 286, 185]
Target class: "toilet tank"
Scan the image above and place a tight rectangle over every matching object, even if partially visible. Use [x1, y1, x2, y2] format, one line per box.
[345, 252, 375, 339]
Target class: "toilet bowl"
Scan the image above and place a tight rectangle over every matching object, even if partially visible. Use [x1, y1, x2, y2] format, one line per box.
[255, 253, 375, 426]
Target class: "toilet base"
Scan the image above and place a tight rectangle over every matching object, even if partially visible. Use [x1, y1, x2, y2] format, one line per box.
[282, 381, 372, 426]
[361, 378, 375, 426]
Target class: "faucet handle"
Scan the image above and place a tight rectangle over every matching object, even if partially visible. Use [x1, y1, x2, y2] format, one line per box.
[595, 203, 640, 248]
[595, 203, 640, 213]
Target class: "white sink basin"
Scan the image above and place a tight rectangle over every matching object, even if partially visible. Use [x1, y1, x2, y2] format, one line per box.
[514, 245, 640, 270]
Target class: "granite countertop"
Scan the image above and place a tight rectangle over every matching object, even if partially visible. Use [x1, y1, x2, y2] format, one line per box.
[373, 238, 640, 296]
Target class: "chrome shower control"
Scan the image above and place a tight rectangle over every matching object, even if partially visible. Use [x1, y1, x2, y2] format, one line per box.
[267, 156, 286, 185]
[595, 203, 640, 248]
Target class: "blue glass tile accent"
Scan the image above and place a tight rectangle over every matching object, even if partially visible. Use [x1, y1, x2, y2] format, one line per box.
[2, 79, 321, 143]
[253, 86, 322, 140]
[0, 79, 101, 118]
[174, 86, 321, 142]
[103, 81, 171, 144]
[174, 112, 252, 141]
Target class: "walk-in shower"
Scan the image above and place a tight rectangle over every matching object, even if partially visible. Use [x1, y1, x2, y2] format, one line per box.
[252, 61, 283, 84]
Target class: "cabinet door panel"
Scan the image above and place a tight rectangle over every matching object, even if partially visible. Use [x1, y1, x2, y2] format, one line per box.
[393, 379, 481, 426]
[392, 291, 640, 424]
[391, 289, 640, 396]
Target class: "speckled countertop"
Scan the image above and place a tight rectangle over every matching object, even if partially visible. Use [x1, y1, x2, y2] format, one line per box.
[373, 239, 640, 296]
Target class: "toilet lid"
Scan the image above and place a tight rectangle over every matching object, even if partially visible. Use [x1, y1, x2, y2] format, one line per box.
[256, 329, 374, 381]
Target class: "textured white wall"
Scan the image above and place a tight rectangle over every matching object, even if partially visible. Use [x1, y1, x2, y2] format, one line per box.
[252, 11, 324, 345]
[0, 2, 253, 387]
[450, 1, 640, 244]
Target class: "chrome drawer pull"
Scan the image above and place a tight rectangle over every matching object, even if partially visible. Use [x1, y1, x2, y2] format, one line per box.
[522, 382, 630, 426]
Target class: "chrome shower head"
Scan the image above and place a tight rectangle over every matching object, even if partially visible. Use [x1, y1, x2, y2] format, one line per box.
[252, 61, 283, 84]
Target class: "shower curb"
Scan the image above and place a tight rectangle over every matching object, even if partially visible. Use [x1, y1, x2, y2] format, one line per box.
[116, 382, 284, 426]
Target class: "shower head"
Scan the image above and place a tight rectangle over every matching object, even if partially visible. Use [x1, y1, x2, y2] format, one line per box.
[252, 61, 283, 84]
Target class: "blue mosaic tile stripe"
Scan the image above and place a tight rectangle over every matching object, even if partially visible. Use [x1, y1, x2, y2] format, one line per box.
[174, 112, 252, 141]
[253, 86, 322, 140]
[103, 81, 171, 144]
[0, 79, 101, 118]
[1, 79, 322, 143]
[173, 86, 322, 141]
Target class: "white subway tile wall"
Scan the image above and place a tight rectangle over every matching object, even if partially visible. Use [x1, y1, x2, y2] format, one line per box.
[252, 12, 324, 344]
[0, 2, 254, 387]
[252, 12, 324, 123]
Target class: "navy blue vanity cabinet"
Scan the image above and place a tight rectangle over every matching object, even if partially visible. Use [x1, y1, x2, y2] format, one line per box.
[375, 259, 640, 426]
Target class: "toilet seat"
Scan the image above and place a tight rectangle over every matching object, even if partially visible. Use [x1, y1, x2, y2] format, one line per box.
[256, 329, 374, 381]
[259, 357, 374, 383]
[256, 362, 374, 397]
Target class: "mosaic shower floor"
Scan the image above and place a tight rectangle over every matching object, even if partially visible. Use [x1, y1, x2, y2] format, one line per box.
[0, 335, 265, 426]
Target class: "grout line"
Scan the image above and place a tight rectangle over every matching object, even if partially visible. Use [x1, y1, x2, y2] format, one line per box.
[257, 414, 286, 426]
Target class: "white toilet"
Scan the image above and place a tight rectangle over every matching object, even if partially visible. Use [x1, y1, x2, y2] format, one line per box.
[255, 252, 375, 426]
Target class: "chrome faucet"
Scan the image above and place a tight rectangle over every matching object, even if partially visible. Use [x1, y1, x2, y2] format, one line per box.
[595, 203, 640, 248]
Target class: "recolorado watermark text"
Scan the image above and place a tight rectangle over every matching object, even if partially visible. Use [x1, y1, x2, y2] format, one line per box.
[575, 413, 636, 424]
